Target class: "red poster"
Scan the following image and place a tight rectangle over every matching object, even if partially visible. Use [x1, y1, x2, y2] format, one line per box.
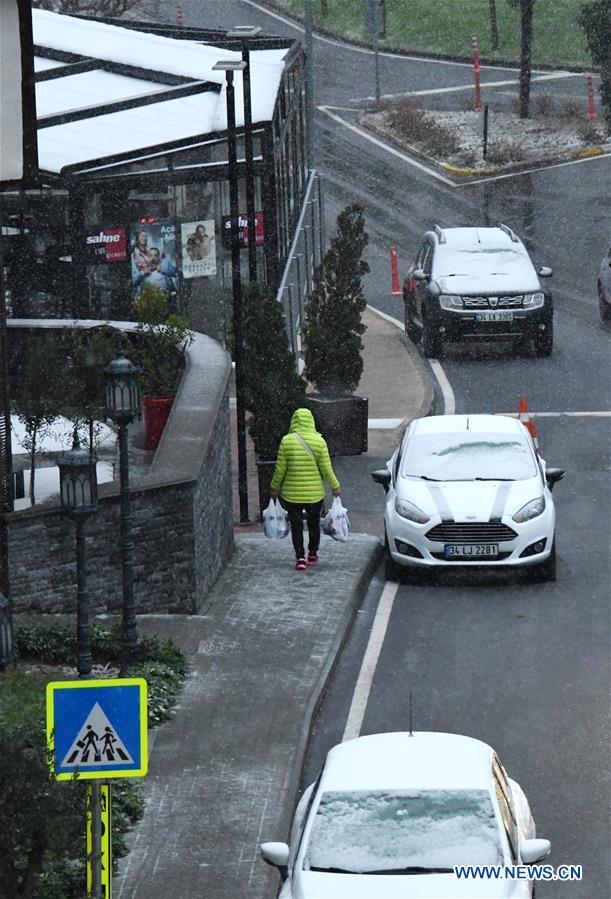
[85, 227, 127, 263]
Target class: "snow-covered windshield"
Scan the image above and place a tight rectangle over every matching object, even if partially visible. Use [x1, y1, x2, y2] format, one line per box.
[434, 246, 526, 277]
[305, 789, 503, 874]
[402, 432, 536, 481]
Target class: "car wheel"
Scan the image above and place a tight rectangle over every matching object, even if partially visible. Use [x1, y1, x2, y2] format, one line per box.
[422, 318, 443, 358]
[384, 535, 402, 581]
[533, 321, 553, 357]
[404, 296, 421, 343]
[535, 539, 556, 582]
[598, 284, 611, 322]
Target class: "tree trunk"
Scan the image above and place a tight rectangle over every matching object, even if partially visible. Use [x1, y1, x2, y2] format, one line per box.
[489, 0, 499, 50]
[519, 0, 534, 118]
[29, 426, 37, 505]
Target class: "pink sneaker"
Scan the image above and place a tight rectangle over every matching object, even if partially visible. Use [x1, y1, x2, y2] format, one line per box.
[295, 557, 307, 571]
[307, 552, 318, 566]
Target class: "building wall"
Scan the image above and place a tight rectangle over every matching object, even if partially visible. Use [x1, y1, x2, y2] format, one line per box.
[4, 322, 234, 614]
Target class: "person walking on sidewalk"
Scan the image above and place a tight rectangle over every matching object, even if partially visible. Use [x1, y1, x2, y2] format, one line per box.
[270, 408, 341, 571]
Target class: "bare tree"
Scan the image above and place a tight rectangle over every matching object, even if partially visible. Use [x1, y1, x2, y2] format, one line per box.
[508, 0, 535, 118]
[32, 0, 140, 15]
[578, 0, 611, 133]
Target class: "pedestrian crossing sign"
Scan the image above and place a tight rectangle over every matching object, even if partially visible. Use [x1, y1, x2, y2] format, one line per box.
[46, 678, 148, 781]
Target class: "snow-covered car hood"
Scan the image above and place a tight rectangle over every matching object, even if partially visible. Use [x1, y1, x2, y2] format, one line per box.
[434, 270, 540, 296]
[397, 477, 543, 522]
[294, 870, 528, 898]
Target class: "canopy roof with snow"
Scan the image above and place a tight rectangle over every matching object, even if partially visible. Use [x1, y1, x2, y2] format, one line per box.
[32, 10, 293, 176]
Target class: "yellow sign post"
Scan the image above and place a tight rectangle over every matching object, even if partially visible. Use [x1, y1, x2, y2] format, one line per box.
[87, 784, 112, 898]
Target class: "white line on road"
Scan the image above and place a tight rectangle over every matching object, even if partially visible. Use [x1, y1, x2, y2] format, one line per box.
[498, 410, 611, 417]
[342, 579, 399, 742]
[352, 70, 581, 102]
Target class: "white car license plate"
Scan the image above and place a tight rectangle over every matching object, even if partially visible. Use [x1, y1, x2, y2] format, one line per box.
[444, 544, 499, 558]
[475, 311, 513, 322]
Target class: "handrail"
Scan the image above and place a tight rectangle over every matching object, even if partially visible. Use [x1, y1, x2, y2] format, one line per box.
[276, 168, 319, 302]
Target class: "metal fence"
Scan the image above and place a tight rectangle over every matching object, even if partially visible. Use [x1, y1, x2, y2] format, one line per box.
[276, 169, 325, 372]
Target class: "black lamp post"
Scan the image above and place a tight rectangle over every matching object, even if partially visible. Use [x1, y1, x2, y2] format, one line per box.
[227, 25, 262, 282]
[213, 59, 250, 524]
[105, 352, 140, 667]
[57, 432, 98, 678]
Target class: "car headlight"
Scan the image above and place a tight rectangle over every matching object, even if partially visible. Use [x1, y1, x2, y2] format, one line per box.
[395, 497, 430, 523]
[523, 292, 545, 308]
[512, 496, 546, 523]
[439, 294, 463, 309]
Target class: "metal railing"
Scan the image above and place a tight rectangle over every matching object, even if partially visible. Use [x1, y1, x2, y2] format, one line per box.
[276, 169, 325, 371]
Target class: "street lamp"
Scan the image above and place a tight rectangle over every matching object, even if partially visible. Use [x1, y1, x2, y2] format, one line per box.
[213, 59, 250, 524]
[57, 431, 98, 678]
[227, 25, 262, 281]
[105, 352, 140, 667]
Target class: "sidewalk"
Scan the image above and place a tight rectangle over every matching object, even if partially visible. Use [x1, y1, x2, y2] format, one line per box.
[115, 307, 432, 898]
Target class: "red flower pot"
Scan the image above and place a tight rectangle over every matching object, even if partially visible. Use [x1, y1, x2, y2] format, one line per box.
[142, 396, 174, 450]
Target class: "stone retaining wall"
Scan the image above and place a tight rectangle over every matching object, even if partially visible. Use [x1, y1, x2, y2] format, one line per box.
[4, 321, 234, 614]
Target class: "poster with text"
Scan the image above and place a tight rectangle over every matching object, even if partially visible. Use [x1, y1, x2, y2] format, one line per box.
[85, 227, 127, 264]
[180, 220, 217, 278]
[131, 219, 177, 295]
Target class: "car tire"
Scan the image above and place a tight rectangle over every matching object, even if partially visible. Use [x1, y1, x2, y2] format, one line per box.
[422, 318, 443, 358]
[598, 283, 611, 322]
[535, 539, 556, 582]
[404, 296, 421, 343]
[534, 321, 553, 357]
[384, 535, 402, 582]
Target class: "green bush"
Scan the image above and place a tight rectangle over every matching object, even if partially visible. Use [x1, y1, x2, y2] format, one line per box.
[131, 284, 193, 397]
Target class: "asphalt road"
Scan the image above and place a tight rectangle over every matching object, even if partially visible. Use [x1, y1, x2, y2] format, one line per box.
[137, 2, 610, 895]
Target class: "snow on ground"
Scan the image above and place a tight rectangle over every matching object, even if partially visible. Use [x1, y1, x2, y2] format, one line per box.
[363, 108, 608, 170]
[14, 461, 116, 511]
[11, 415, 115, 454]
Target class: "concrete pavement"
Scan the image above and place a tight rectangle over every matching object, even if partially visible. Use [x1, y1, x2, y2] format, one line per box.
[114, 306, 433, 898]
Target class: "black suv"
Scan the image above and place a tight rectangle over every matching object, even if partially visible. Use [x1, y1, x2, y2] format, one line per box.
[403, 224, 554, 357]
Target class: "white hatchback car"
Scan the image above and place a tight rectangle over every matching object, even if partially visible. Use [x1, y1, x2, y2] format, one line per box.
[371, 414, 563, 581]
[261, 732, 550, 898]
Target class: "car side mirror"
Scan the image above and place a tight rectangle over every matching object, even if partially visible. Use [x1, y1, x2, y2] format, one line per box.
[371, 470, 391, 492]
[537, 266, 553, 277]
[521, 838, 551, 863]
[412, 268, 428, 281]
[260, 842, 289, 881]
[545, 468, 565, 490]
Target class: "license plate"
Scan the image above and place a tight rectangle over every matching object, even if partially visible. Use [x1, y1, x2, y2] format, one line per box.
[475, 312, 513, 322]
[444, 544, 499, 558]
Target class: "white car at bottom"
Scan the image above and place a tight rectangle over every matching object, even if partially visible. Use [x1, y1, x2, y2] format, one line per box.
[261, 732, 550, 898]
[371, 414, 564, 581]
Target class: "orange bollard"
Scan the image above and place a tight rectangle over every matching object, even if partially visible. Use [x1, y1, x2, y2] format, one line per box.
[586, 74, 597, 119]
[390, 245, 401, 295]
[471, 34, 481, 111]
[518, 395, 540, 453]
[176, 3, 184, 27]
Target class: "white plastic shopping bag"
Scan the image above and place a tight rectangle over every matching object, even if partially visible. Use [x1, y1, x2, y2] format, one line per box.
[321, 496, 350, 542]
[263, 499, 289, 540]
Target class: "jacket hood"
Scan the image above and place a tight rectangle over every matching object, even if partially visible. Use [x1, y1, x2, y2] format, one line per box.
[289, 407, 316, 432]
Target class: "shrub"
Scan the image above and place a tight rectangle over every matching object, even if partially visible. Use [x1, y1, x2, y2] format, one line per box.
[303, 204, 370, 397]
[131, 283, 192, 397]
[534, 92, 555, 116]
[382, 98, 461, 155]
[486, 140, 526, 164]
[559, 98, 583, 120]
[577, 118, 605, 143]
[241, 281, 306, 460]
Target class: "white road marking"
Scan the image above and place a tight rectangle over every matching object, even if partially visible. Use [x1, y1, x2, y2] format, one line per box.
[342, 579, 399, 742]
[320, 106, 456, 184]
[464, 150, 611, 186]
[352, 70, 581, 102]
[366, 305, 456, 417]
[429, 359, 456, 415]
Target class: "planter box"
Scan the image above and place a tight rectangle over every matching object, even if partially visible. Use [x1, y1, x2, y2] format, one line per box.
[142, 396, 174, 450]
[308, 395, 368, 456]
[256, 459, 277, 521]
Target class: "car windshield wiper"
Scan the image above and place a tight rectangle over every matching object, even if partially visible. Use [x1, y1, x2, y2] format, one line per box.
[310, 866, 453, 875]
[473, 477, 514, 481]
[405, 474, 443, 481]
[362, 867, 454, 875]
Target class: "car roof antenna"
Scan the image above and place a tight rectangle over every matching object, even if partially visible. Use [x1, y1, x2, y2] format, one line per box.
[466, 417, 470, 430]
[409, 692, 414, 737]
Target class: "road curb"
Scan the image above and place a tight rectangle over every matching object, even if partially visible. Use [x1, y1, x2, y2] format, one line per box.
[277, 536, 383, 840]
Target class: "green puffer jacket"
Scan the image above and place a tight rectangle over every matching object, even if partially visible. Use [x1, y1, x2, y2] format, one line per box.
[270, 408, 340, 504]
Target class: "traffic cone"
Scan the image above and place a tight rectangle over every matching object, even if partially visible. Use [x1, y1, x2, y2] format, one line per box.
[518, 395, 540, 453]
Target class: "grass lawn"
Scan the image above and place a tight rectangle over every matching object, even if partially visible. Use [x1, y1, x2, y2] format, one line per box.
[273, 0, 591, 69]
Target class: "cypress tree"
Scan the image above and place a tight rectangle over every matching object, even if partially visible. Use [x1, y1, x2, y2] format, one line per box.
[303, 204, 370, 397]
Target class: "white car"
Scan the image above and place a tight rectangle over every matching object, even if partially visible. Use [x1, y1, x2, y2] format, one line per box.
[261, 731, 550, 898]
[371, 414, 564, 581]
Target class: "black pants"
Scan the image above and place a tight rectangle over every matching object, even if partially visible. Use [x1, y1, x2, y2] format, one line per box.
[280, 499, 324, 559]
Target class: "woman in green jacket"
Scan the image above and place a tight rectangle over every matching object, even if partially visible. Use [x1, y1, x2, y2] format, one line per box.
[270, 408, 341, 570]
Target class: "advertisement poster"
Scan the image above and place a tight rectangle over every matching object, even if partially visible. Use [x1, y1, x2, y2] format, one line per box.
[180, 220, 217, 278]
[130, 219, 177, 295]
[85, 227, 127, 264]
[221, 212, 265, 250]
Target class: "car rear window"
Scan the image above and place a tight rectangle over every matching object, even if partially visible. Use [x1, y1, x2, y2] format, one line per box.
[305, 789, 502, 874]
[401, 432, 537, 481]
